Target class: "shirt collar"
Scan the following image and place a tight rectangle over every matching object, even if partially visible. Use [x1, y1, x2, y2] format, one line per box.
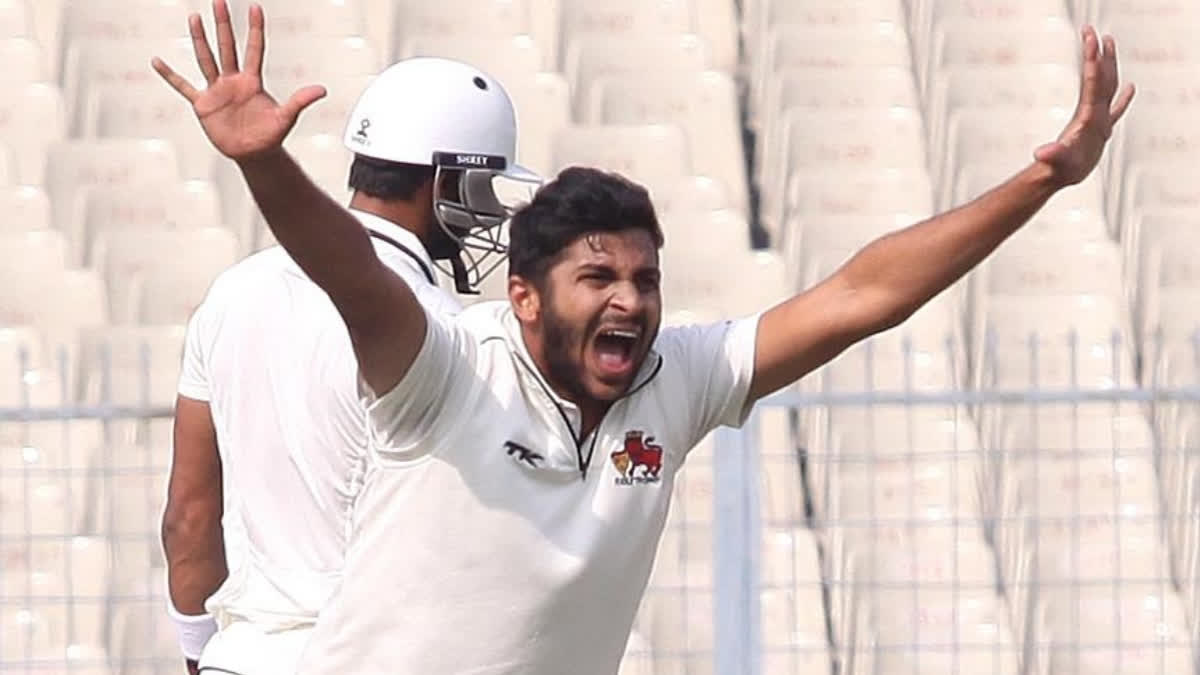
[350, 209, 437, 277]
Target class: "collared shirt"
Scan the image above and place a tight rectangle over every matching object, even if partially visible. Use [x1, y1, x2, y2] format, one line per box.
[300, 301, 759, 674]
[176, 209, 460, 632]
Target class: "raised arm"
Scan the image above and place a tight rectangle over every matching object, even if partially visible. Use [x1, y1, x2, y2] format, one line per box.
[152, 1, 424, 395]
[748, 26, 1135, 402]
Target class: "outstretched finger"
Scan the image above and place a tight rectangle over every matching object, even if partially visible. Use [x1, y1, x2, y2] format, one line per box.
[213, 0, 240, 73]
[188, 13, 219, 84]
[281, 85, 328, 123]
[1101, 34, 1120, 98]
[242, 3, 265, 77]
[152, 57, 199, 102]
[1110, 83, 1136, 124]
[1077, 26, 1102, 106]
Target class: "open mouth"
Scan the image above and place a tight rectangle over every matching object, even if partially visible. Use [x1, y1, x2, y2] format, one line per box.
[593, 327, 640, 377]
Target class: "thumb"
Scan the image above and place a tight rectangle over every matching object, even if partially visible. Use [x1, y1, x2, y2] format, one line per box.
[281, 85, 328, 123]
[1033, 141, 1065, 164]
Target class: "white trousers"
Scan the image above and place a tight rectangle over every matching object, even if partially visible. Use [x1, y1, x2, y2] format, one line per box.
[199, 622, 312, 675]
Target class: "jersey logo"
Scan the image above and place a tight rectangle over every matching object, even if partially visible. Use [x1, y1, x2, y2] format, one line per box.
[611, 431, 663, 486]
[504, 441, 544, 468]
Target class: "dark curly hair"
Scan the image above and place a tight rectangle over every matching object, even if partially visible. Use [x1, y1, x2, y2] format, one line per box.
[507, 167, 664, 284]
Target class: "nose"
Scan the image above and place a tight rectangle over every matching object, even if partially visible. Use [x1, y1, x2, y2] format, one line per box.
[608, 280, 644, 316]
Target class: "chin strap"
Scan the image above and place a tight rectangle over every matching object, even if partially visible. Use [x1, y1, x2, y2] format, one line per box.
[450, 255, 480, 295]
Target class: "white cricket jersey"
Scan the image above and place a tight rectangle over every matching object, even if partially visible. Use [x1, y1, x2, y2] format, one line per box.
[176, 210, 461, 633]
[299, 301, 759, 674]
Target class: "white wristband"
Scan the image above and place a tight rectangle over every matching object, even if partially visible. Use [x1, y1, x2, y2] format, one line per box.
[167, 599, 219, 661]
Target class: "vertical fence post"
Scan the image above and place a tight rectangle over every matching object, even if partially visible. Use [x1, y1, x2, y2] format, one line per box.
[714, 412, 762, 675]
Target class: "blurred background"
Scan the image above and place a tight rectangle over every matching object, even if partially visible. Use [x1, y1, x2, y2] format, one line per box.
[0, 0, 1198, 673]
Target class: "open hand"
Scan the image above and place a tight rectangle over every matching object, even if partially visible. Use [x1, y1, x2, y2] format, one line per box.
[1034, 25, 1136, 187]
[151, 0, 326, 162]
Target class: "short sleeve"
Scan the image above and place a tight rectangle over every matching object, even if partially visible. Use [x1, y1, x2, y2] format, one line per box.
[177, 302, 211, 401]
[662, 315, 761, 449]
[358, 313, 479, 459]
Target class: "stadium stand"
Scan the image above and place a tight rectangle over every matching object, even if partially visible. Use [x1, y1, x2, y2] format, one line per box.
[0, 0, 1197, 673]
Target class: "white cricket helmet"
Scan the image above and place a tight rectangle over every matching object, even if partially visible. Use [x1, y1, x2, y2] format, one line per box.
[343, 57, 541, 293]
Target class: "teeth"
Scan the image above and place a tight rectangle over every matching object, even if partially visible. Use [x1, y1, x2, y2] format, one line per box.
[603, 329, 638, 339]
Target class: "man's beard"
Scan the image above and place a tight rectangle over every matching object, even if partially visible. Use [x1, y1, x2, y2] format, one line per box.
[541, 300, 593, 403]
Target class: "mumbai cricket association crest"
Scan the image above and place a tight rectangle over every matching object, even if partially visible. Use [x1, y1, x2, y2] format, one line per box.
[611, 430, 664, 486]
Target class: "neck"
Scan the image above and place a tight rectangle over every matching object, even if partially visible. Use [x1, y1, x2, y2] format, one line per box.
[349, 193, 430, 243]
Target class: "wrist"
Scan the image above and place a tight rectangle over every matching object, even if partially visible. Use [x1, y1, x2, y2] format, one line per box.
[234, 145, 289, 172]
[1024, 160, 1066, 196]
[167, 599, 218, 661]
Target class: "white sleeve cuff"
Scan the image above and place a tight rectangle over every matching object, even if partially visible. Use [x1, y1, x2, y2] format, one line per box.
[167, 599, 218, 661]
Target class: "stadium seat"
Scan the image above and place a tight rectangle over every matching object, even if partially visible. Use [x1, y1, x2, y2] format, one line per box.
[503, 72, 571, 176]
[83, 82, 213, 180]
[67, 181, 225, 266]
[565, 35, 711, 110]
[552, 124, 692, 192]
[0, 229, 68, 272]
[60, 38, 200, 132]
[653, 176, 733, 218]
[560, 0, 694, 65]
[259, 37, 382, 104]
[43, 139, 181, 231]
[226, 0, 366, 40]
[0, 37, 44, 86]
[0, 84, 67, 186]
[0, 186, 51, 233]
[0, 0, 31, 39]
[761, 108, 927, 240]
[759, 526, 832, 674]
[75, 325, 186, 410]
[89, 226, 237, 324]
[750, 24, 911, 122]
[921, 17, 1078, 97]
[939, 107, 1072, 209]
[1117, 161, 1200, 242]
[391, 0, 534, 51]
[397, 35, 545, 91]
[925, 64, 1078, 184]
[757, 65, 920, 173]
[583, 70, 748, 211]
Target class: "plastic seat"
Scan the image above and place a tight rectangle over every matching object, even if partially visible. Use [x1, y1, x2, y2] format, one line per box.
[397, 35, 543, 90]
[0, 83, 67, 185]
[752, 24, 911, 119]
[762, 108, 927, 240]
[757, 66, 919, 175]
[0, 186, 51, 234]
[225, 0, 365, 40]
[939, 107, 1071, 209]
[43, 139, 180, 230]
[67, 181, 225, 265]
[89, 226, 237, 324]
[0, 229, 68, 272]
[82, 82, 212, 180]
[0, 37, 43, 86]
[259, 37, 381, 104]
[584, 70, 747, 211]
[391, 0, 534, 46]
[552, 124, 691, 192]
[502, 73, 570, 176]
[75, 325, 187, 407]
[565, 35, 711, 110]
[922, 17, 1078, 97]
[1118, 161, 1200, 242]
[560, 0, 693, 66]
[61, 38, 200, 133]
[926, 64, 1078, 184]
